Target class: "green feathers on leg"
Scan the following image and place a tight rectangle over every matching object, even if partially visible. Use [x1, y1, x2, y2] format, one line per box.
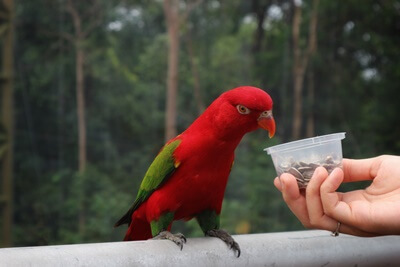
[197, 209, 241, 257]
[196, 209, 220, 234]
[151, 212, 187, 250]
[150, 211, 175, 236]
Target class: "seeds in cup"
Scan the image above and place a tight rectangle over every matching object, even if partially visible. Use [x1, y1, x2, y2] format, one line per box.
[277, 155, 342, 189]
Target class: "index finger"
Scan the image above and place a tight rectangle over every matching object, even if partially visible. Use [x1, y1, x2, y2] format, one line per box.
[342, 156, 383, 183]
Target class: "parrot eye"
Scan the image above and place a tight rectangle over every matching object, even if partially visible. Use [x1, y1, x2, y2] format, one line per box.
[236, 105, 251, 115]
[261, 110, 273, 118]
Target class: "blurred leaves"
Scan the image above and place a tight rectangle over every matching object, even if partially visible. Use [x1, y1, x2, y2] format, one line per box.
[8, 0, 400, 246]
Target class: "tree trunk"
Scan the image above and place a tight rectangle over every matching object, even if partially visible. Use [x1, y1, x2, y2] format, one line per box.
[66, 0, 88, 237]
[75, 42, 86, 236]
[185, 30, 204, 115]
[291, 0, 319, 140]
[306, 69, 315, 137]
[76, 44, 86, 174]
[306, 0, 318, 138]
[163, 0, 179, 142]
[1, 0, 14, 247]
[251, 0, 271, 53]
[291, 0, 303, 140]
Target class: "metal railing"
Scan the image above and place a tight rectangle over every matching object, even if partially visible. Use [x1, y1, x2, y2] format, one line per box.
[1, 230, 400, 266]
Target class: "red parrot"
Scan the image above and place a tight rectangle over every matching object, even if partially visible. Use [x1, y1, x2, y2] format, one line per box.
[115, 86, 275, 257]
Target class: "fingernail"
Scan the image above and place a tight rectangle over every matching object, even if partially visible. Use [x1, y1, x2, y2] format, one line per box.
[330, 167, 343, 178]
[315, 166, 327, 177]
[312, 167, 321, 178]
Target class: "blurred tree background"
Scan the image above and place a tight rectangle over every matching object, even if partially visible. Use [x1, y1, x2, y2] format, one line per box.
[1, 0, 399, 247]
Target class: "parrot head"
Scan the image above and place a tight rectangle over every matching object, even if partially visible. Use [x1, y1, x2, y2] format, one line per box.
[203, 86, 275, 139]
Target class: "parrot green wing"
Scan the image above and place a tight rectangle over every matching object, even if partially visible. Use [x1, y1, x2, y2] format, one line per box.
[114, 139, 182, 227]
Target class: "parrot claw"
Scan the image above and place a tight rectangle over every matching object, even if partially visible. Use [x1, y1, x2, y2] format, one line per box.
[153, 231, 187, 250]
[206, 229, 241, 257]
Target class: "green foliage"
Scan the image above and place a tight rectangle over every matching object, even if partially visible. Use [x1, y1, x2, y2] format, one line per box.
[9, 0, 400, 246]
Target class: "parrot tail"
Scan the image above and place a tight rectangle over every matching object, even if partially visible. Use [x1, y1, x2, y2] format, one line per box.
[114, 209, 132, 228]
[114, 200, 142, 227]
[123, 217, 153, 241]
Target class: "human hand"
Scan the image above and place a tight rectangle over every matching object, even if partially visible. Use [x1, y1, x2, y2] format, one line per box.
[274, 155, 400, 236]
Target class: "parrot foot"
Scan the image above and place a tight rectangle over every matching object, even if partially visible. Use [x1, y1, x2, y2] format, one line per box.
[206, 229, 241, 257]
[153, 231, 187, 250]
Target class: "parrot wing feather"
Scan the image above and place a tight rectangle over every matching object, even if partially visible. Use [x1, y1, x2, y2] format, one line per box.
[114, 139, 181, 227]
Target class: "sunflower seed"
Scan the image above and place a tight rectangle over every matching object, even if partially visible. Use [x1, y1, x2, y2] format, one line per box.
[288, 167, 304, 180]
[280, 155, 341, 189]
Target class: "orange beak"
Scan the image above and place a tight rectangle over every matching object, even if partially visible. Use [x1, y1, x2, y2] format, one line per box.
[258, 111, 276, 138]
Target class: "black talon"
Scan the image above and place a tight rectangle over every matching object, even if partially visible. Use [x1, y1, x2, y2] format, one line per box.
[233, 242, 241, 258]
[206, 229, 241, 257]
[153, 231, 187, 251]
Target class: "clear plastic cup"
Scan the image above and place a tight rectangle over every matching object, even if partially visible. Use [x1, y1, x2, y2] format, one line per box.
[265, 133, 346, 189]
